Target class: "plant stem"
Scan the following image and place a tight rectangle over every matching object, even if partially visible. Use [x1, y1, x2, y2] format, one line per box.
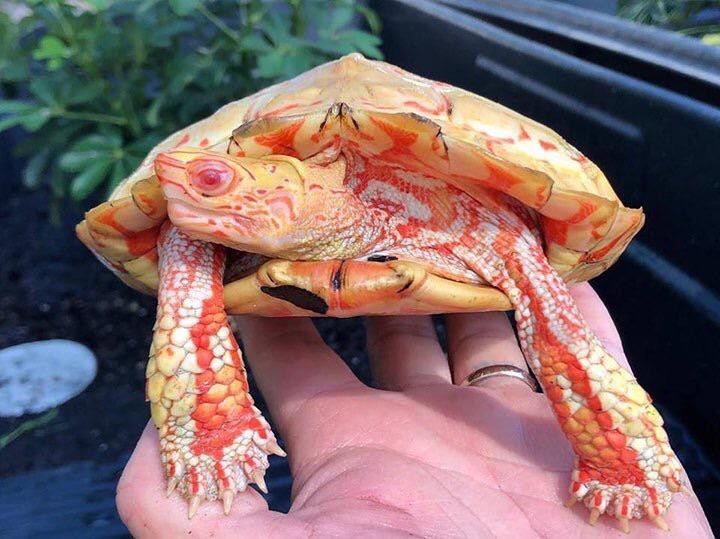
[0, 408, 59, 450]
[58, 110, 128, 125]
[198, 3, 241, 43]
[289, 0, 305, 36]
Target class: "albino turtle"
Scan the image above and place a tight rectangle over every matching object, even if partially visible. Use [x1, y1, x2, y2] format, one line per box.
[76, 53, 683, 530]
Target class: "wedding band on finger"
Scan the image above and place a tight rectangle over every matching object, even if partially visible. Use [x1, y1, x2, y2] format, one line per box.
[461, 364, 540, 392]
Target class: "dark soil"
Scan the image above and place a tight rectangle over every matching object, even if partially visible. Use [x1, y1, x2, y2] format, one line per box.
[0, 176, 718, 531]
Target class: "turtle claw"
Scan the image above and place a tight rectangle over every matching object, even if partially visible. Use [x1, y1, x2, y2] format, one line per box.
[252, 469, 268, 494]
[266, 439, 287, 457]
[222, 490, 234, 515]
[567, 476, 675, 531]
[653, 516, 670, 531]
[166, 477, 179, 498]
[188, 495, 201, 520]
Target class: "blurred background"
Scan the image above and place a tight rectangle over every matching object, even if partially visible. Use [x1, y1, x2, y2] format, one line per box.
[0, 0, 718, 536]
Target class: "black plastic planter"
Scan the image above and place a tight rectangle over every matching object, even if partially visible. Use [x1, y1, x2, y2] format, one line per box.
[371, 0, 720, 528]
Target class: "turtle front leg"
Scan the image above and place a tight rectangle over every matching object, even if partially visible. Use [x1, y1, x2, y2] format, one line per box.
[147, 223, 284, 518]
[455, 205, 684, 532]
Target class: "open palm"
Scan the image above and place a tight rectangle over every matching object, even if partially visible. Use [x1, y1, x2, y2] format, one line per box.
[117, 284, 711, 538]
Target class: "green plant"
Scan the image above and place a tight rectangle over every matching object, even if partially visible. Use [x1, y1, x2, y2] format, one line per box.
[0, 408, 58, 450]
[617, 0, 720, 44]
[0, 0, 382, 215]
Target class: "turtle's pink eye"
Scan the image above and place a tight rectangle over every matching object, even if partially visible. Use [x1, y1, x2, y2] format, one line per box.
[187, 159, 235, 196]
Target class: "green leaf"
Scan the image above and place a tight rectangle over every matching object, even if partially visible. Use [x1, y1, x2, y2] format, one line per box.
[0, 60, 30, 82]
[32, 35, 71, 69]
[145, 96, 164, 128]
[107, 158, 127, 190]
[65, 81, 104, 105]
[0, 101, 38, 114]
[126, 133, 162, 156]
[69, 132, 123, 153]
[336, 30, 383, 59]
[169, 0, 201, 16]
[22, 148, 51, 188]
[49, 165, 66, 199]
[253, 49, 287, 79]
[59, 131, 123, 171]
[0, 115, 26, 133]
[241, 34, 272, 53]
[85, 0, 111, 10]
[29, 79, 59, 106]
[354, 4, 382, 34]
[328, 7, 355, 33]
[20, 108, 52, 131]
[59, 149, 108, 172]
[70, 159, 113, 200]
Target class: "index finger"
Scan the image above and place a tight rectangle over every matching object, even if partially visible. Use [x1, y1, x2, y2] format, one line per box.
[233, 316, 362, 435]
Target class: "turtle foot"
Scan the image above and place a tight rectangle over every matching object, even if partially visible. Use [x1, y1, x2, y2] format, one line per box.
[160, 416, 286, 519]
[565, 472, 686, 533]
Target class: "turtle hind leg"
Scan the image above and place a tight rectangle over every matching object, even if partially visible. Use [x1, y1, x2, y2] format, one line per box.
[452, 202, 684, 532]
[149, 223, 283, 518]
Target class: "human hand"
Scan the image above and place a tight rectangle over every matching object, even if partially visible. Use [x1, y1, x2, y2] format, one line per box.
[116, 283, 711, 538]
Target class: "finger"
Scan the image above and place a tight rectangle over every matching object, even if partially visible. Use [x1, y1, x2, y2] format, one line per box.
[117, 422, 269, 536]
[446, 311, 531, 390]
[366, 315, 450, 390]
[233, 316, 362, 431]
[568, 283, 629, 369]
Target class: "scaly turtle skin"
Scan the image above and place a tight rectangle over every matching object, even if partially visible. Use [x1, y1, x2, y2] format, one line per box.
[76, 54, 682, 531]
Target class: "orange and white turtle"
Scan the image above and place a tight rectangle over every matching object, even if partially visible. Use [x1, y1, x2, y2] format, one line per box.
[76, 54, 683, 530]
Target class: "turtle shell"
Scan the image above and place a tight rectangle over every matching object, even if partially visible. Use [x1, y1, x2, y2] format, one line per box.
[76, 53, 643, 304]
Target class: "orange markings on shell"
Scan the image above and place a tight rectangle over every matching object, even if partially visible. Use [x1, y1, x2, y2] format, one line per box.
[252, 119, 304, 157]
[539, 139, 558, 151]
[402, 99, 448, 116]
[175, 133, 190, 147]
[370, 116, 419, 159]
[542, 218, 570, 246]
[95, 207, 159, 256]
[484, 162, 523, 192]
[263, 99, 323, 118]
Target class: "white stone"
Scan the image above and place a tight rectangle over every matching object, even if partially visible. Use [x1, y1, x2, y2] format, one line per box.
[0, 340, 97, 417]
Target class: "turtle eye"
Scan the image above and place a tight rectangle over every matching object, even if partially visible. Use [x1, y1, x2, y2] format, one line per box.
[187, 159, 235, 196]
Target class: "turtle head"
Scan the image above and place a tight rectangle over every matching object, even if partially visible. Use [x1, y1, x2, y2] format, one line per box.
[154, 149, 309, 256]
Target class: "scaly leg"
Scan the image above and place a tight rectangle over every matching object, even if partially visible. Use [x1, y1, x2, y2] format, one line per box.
[147, 223, 284, 518]
[453, 199, 684, 532]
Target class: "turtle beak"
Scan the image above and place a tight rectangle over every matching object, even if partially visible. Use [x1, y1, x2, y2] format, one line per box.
[155, 152, 187, 180]
[155, 152, 195, 202]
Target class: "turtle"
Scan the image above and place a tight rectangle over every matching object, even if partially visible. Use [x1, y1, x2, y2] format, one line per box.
[76, 53, 684, 531]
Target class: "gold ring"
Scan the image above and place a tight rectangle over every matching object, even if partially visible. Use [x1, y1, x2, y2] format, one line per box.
[462, 364, 540, 392]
